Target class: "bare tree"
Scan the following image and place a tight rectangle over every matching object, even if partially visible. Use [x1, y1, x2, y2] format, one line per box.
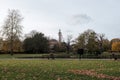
[2, 9, 23, 55]
[66, 35, 72, 54]
[97, 34, 105, 53]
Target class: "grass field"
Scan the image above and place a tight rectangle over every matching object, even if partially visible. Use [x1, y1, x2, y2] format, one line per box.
[0, 59, 119, 80]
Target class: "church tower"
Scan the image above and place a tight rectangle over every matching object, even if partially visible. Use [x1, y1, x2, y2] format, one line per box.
[58, 29, 62, 44]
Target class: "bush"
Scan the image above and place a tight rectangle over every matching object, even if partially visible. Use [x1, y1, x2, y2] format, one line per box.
[41, 53, 70, 58]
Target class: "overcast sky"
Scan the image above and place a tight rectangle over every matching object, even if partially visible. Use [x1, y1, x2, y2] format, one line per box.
[0, 0, 120, 41]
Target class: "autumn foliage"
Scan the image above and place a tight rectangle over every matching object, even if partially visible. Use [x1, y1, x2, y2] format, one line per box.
[112, 42, 120, 51]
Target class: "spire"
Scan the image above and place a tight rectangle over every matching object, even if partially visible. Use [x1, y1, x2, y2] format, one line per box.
[58, 29, 62, 43]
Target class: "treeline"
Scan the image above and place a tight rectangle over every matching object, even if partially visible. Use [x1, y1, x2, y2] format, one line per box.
[0, 30, 50, 54]
[74, 29, 120, 54]
[0, 30, 68, 54]
[74, 29, 110, 55]
[0, 9, 120, 55]
[1, 29, 120, 55]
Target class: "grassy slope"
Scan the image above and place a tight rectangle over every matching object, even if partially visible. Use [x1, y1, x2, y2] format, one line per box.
[0, 59, 119, 80]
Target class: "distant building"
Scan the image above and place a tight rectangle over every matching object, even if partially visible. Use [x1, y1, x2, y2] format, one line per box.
[49, 29, 63, 51]
[49, 39, 58, 50]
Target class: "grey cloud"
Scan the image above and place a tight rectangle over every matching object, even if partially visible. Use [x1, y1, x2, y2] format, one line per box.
[69, 14, 92, 25]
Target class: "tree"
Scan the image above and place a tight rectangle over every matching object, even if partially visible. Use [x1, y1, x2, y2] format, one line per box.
[23, 31, 49, 53]
[86, 30, 98, 54]
[112, 41, 120, 52]
[97, 34, 104, 52]
[66, 35, 72, 54]
[75, 29, 109, 55]
[2, 9, 23, 55]
[1, 38, 22, 53]
[102, 39, 110, 51]
[60, 42, 67, 52]
[97, 34, 110, 52]
[23, 37, 33, 53]
[76, 29, 98, 54]
[110, 38, 120, 50]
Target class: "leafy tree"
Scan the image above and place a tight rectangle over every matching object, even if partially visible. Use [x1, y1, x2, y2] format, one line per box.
[2, 9, 23, 55]
[76, 29, 98, 54]
[23, 37, 33, 53]
[102, 39, 110, 51]
[76, 33, 85, 49]
[86, 30, 98, 53]
[1, 38, 22, 53]
[75, 29, 109, 55]
[110, 38, 120, 50]
[112, 42, 120, 52]
[23, 31, 49, 53]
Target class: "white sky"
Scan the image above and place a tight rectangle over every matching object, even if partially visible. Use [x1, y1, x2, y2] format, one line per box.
[0, 0, 120, 41]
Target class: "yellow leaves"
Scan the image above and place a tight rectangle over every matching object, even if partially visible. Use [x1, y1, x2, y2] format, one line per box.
[112, 42, 120, 51]
[1, 40, 22, 52]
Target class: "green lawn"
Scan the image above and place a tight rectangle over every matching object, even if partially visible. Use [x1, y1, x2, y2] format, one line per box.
[0, 59, 119, 80]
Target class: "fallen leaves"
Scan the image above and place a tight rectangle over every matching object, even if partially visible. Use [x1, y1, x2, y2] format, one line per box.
[68, 69, 120, 80]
